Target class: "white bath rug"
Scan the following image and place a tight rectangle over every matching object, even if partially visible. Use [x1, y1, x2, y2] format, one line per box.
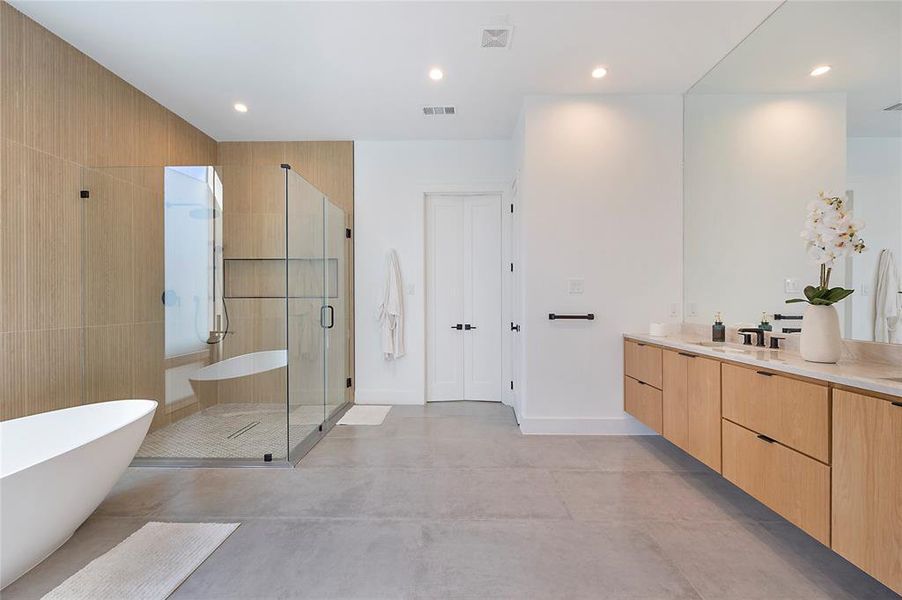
[337, 405, 391, 426]
[42, 522, 239, 600]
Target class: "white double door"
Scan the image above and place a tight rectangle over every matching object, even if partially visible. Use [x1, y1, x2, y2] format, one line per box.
[427, 193, 502, 402]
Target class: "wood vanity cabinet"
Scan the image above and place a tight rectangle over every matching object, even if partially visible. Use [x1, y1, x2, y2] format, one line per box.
[624, 340, 663, 388]
[662, 350, 721, 471]
[831, 389, 902, 594]
[623, 340, 663, 433]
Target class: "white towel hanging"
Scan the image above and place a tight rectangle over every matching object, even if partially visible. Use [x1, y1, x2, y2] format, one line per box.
[874, 249, 901, 343]
[377, 249, 405, 359]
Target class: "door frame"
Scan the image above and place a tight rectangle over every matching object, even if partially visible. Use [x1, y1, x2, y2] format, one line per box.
[423, 184, 511, 405]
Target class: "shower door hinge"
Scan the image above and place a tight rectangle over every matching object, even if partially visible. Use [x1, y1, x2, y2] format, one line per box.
[345, 228, 352, 239]
[280, 163, 291, 170]
[510, 380, 514, 390]
[346, 377, 352, 388]
[80, 190, 90, 199]
[510, 203, 514, 214]
[510, 262, 514, 272]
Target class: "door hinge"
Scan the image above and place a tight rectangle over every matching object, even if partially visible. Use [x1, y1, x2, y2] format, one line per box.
[80, 190, 90, 199]
[345, 228, 352, 239]
[510, 262, 514, 272]
[346, 377, 352, 388]
[510, 381, 514, 390]
[510, 203, 514, 214]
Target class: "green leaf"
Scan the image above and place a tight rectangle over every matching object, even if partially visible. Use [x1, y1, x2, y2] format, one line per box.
[785, 298, 809, 304]
[810, 297, 834, 306]
[803, 285, 820, 301]
[825, 288, 854, 303]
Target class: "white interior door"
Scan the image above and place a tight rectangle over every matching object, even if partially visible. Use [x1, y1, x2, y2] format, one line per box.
[427, 196, 465, 401]
[427, 193, 502, 402]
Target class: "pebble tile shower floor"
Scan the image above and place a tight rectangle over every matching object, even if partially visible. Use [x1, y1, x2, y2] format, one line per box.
[5, 402, 896, 599]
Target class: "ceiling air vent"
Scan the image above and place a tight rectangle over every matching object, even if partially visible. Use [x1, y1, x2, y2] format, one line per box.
[883, 102, 902, 111]
[423, 106, 456, 116]
[481, 26, 513, 49]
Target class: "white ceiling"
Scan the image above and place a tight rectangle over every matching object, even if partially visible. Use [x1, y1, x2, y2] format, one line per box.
[690, 1, 902, 137]
[11, 1, 779, 141]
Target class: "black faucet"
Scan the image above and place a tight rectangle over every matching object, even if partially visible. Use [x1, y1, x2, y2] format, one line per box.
[738, 327, 766, 347]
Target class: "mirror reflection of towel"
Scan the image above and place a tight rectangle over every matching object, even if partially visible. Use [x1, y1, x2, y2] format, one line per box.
[875, 249, 901, 343]
[377, 249, 405, 360]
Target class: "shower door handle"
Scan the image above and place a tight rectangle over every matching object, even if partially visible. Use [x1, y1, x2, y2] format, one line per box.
[321, 305, 335, 329]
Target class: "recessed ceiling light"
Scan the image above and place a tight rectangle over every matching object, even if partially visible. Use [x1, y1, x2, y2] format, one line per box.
[810, 65, 831, 77]
[429, 68, 444, 81]
[233, 103, 248, 113]
[591, 66, 608, 79]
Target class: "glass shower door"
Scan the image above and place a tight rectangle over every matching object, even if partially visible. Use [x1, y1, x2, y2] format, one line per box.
[324, 198, 348, 422]
[286, 168, 327, 459]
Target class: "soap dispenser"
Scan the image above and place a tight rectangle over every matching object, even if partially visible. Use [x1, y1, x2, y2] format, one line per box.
[712, 312, 726, 343]
[759, 312, 773, 332]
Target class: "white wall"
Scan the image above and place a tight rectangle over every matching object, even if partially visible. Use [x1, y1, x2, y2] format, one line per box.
[847, 136, 902, 341]
[684, 94, 847, 328]
[354, 141, 514, 404]
[515, 95, 684, 434]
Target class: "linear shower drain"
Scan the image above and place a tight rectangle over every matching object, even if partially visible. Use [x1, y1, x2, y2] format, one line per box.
[227, 421, 260, 439]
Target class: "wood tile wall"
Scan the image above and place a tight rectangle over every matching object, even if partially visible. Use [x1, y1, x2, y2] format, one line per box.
[0, 2, 216, 429]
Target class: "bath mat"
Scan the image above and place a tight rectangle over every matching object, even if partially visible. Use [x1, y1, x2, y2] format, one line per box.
[338, 405, 391, 425]
[42, 522, 239, 600]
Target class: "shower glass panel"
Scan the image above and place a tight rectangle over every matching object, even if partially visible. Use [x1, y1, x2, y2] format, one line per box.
[324, 198, 348, 422]
[286, 168, 328, 459]
[81, 164, 342, 466]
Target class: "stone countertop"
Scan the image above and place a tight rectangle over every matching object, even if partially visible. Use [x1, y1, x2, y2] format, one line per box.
[624, 331, 902, 399]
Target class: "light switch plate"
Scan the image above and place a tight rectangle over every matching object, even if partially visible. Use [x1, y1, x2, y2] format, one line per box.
[687, 302, 698, 317]
[784, 278, 801, 294]
[568, 279, 584, 295]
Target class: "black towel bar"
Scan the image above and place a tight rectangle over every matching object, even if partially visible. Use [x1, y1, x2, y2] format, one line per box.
[548, 313, 595, 321]
[774, 314, 803, 320]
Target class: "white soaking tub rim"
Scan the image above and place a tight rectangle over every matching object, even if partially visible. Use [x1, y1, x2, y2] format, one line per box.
[189, 349, 288, 383]
[0, 399, 158, 479]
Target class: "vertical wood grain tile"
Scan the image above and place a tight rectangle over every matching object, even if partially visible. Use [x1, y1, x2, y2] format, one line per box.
[24, 146, 82, 330]
[1, 139, 26, 332]
[84, 324, 133, 404]
[25, 327, 83, 414]
[132, 182, 163, 322]
[0, 332, 27, 419]
[83, 169, 134, 326]
[1, 2, 25, 145]
[131, 320, 164, 404]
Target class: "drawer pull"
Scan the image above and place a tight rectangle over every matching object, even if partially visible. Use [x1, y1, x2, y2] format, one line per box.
[636, 380, 647, 386]
[757, 434, 776, 444]
[755, 370, 773, 377]
[678, 352, 696, 358]
[637, 342, 647, 347]
[892, 401, 902, 408]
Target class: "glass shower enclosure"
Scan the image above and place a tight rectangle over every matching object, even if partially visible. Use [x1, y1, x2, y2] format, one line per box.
[81, 164, 349, 465]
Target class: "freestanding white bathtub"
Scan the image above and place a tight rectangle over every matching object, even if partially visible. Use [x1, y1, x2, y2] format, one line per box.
[0, 399, 156, 589]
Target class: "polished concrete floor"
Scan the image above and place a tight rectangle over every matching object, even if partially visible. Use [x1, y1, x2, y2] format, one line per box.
[5, 402, 897, 599]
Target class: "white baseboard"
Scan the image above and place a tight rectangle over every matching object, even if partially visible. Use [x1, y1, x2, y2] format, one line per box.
[518, 415, 656, 435]
[354, 389, 424, 405]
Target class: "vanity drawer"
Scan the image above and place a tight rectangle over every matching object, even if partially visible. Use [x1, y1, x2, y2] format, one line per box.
[722, 363, 829, 462]
[624, 340, 662, 389]
[624, 375, 662, 434]
[722, 419, 830, 545]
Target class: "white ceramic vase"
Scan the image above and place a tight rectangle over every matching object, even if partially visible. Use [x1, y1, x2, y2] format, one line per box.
[800, 304, 842, 363]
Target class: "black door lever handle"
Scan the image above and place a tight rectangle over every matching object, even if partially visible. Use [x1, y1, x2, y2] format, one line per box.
[511, 322, 520, 332]
[451, 324, 463, 330]
[464, 324, 477, 330]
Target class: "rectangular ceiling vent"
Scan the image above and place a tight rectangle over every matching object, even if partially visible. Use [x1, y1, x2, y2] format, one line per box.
[883, 102, 902, 111]
[423, 106, 456, 116]
[481, 26, 513, 49]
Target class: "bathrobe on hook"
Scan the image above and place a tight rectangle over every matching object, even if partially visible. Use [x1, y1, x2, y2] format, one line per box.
[378, 249, 405, 359]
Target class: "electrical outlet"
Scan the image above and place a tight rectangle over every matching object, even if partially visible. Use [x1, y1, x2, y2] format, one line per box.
[687, 303, 698, 318]
[669, 303, 679, 318]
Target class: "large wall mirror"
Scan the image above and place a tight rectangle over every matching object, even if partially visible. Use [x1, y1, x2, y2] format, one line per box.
[683, 0, 901, 344]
